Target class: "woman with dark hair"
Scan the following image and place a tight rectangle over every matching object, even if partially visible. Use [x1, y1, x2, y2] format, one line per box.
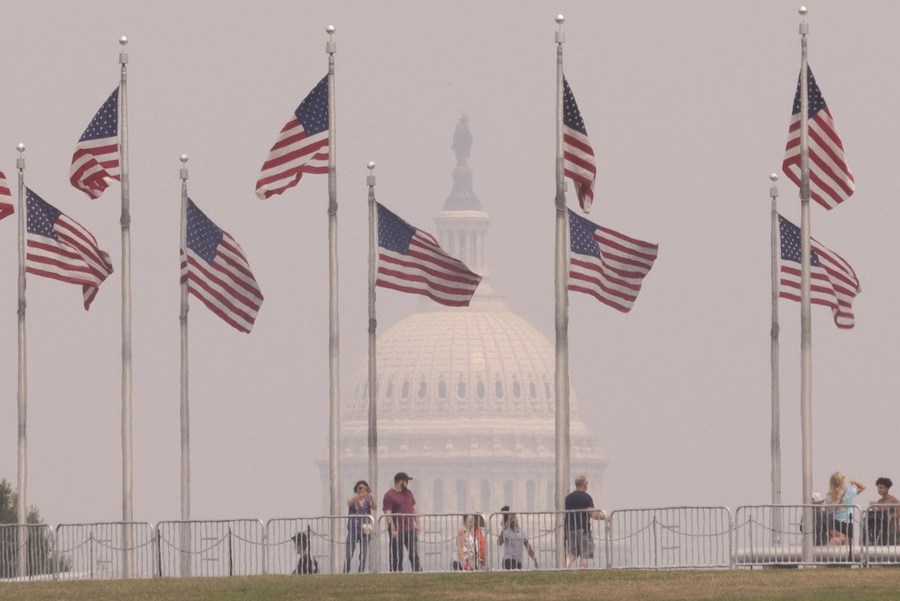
[454, 514, 486, 570]
[344, 479, 376, 573]
[498, 507, 538, 570]
[292, 531, 318, 574]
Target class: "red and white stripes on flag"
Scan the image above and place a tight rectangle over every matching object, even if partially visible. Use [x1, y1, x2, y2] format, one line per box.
[567, 209, 658, 313]
[0, 170, 13, 221]
[782, 66, 855, 210]
[376, 202, 481, 307]
[180, 198, 263, 333]
[25, 188, 113, 310]
[563, 77, 597, 214]
[255, 76, 329, 199]
[70, 87, 121, 200]
[777, 213, 860, 329]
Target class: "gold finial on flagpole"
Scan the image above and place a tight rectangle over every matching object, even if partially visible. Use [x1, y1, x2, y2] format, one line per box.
[555, 14, 565, 44]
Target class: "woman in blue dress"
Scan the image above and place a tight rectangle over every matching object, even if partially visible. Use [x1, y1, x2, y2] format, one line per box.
[345, 480, 376, 572]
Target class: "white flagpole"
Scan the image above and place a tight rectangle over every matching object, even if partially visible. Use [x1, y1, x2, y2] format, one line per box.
[553, 14, 571, 570]
[15, 143, 28, 579]
[117, 35, 135, 576]
[325, 24, 342, 571]
[769, 173, 782, 544]
[178, 155, 193, 577]
[366, 161, 379, 572]
[797, 7, 814, 563]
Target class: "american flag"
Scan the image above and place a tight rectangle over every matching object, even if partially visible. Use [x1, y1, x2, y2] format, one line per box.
[778, 214, 860, 329]
[563, 77, 597, 214]
[70, 87, 120, 199]
[568, 209, 658, 313]
[180, 199, 263, 333]
[26, 188, 113, 310]
[0, 170, 13, 221]
[255, 76, 329, 199]
[782, 66, 855, 210]
[376, 202, 481, 307]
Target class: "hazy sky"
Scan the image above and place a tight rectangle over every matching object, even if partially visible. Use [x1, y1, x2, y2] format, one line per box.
[2, 1, 899, 525]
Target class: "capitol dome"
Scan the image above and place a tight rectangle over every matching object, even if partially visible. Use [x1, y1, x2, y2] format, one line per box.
[329, 116, 605, 514]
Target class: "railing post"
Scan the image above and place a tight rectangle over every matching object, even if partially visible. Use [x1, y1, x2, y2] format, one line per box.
[227, 526, 233, 577]
[155, 526, 163, 578]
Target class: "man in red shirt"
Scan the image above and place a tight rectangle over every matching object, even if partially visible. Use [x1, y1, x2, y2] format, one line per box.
[382, 472, 421, 571]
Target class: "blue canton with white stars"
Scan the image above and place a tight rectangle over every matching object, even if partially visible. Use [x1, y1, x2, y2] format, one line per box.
[186, 198, 224, 265]
[778, 215, 820, 266]
[78, 87, 119, 142]
[295, 77, 328, 136]
[377, 202, 416, 254]
[563, 78, 587, 135]
[26, 188, 61, 241]
[790, 66, 826, 119]
[568, 209, 601, 258]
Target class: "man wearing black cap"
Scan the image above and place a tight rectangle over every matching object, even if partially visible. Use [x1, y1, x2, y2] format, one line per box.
[383, 472, 421, 571]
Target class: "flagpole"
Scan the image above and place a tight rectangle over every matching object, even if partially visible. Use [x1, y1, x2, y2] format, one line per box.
[178, 155, 193, 577]
[15, 143, 28, 579]
[116, 35, 135, 576]
[797, 6, 814, 563]
[553, 14, 571, 570]
[769, 173, 782, 545]
[325, 24, 342, 571]
[366, 161, 379, 572]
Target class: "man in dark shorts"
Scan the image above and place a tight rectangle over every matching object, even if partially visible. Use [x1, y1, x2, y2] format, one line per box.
[564, 474, 606, 568]
[382, 472, 421, 571]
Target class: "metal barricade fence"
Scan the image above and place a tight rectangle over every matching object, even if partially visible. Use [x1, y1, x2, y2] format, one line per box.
[859, 506, 900, 566]
[54, 522, 155, 579]
[0, 523, 56, 580]
[155, 519, 265, 577]
[607, 507, 732, 569]
[267, 515, 374, 575]
[375, 513, 488, 573]
[732, 505, 863, 567]
[485, 510, 608, 571]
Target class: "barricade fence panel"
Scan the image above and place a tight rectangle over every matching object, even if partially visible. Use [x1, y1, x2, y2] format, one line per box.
[375, 512, 485, 573]
[608, 507, 732, 569]
[486, 510, 609, 571]
[0, 524, 55, 580]
[732, 505, 863, 567]
[54, 522, 155, 580]
[267, 516, 373, 575]
[862, 505, 900, 565]
[155, 520, 265, 577]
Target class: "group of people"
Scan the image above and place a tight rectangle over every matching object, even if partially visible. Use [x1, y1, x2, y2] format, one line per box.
[810, 472, 900, 546]
[292, 471, 605, 574]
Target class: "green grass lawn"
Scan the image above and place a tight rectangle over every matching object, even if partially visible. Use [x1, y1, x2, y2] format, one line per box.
[3, 569, 900, 601]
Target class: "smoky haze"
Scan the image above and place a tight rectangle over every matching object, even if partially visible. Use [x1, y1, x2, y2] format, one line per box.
[1, 1, 897, 525]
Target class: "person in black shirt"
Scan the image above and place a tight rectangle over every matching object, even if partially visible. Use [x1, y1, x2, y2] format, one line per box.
[564, 475, 607, 568]
[291, 531, 319, 574]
